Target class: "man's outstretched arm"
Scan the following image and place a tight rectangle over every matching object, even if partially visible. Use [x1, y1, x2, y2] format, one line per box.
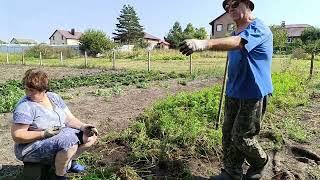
[179, 36, 244, 56]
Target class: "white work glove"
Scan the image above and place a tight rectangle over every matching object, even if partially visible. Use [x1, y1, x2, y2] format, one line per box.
[179, 39, 209, 56]
[43, 126, 62, 138]
[80, 124, 98, 137]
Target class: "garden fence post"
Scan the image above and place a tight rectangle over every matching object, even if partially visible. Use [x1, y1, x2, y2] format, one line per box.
[148, 51, 151, 72]
[189, 54, 192, 74]
[6, 46, 9, 64]
[112, 51, 116, 70]
[60, 52, 63, 64]
[22, 49, 25, 65]
[85, 51, 88, 68]
[39, 52, 43, 66]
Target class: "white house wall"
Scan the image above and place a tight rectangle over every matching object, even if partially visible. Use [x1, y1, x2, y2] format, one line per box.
[50, 31, 67, 45]
[66, 39, 80, 45]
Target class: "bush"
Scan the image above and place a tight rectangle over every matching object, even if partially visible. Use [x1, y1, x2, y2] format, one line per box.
[291, 48, 307, 59]
[79, 29, 115, 56]
[25, 45, 78, 59]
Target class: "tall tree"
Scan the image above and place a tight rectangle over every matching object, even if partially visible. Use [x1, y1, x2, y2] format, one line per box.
[301, 27, 320, 78]
[113, 5, 144, 44]
[270, 25, 287, 53]
[164, 22, 183, 49]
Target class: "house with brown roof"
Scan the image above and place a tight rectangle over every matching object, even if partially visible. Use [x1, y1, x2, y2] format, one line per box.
[10, 38, 37, 45]
[209, 12, 235, 39]
[144, 32, 170, 49]
[49, 29, 83, 45]
[282, 22, 312, 43]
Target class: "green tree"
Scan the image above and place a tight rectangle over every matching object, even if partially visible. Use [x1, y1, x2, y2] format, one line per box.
[113, 5, 144, 45]
[165, 22, 208, 49]
[270, 25, 287, 53]
[194, 27, 208, 39]
[164, 21, 183, 49]
[183, 23, 196, 39]
[301, 27, 320, 78]
[79, 29, 115, 56]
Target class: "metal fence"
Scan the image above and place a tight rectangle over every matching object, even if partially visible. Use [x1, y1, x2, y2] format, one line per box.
[0, 44, 80, 54]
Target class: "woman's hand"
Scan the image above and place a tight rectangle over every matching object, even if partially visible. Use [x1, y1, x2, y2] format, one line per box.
[43, 126, 62, 138]
[80, 124, 98, 137]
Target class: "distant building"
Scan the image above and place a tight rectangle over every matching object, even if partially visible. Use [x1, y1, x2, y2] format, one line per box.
[10, 38, 37, 45]
[209, 12, 235, 39]
[144, 32, 170, 49]
[158, 40, 170, 49]
[0, 40, 6, 44]
[49, 29, 83, 45]
[281, 21, 312, 43]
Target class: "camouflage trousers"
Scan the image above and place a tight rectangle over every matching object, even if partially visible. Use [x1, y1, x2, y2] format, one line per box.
[222, 95, 269, 179]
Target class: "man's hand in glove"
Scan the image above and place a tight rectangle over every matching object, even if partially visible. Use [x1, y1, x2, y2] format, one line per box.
[80, 124, 98, 137]
[43, 126, 62, 138]
[179, 39, 209, 56]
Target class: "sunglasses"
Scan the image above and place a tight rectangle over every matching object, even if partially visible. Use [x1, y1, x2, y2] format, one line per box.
[224, 1, 240, 12]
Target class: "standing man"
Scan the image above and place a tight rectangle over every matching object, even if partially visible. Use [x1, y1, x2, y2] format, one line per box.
[179, 0, 273, 179]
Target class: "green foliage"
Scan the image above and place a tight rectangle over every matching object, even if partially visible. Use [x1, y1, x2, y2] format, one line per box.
[164, 22, 184, 49]
[291, 48, 307, 59]
[194, 27, 208, 40]
[301, 27, 320, 54]
[165, 22, 208, 49]
[72, 152, 120, 180]
[183, 23, 196, 39]
[0, 80, 24, 113]
[270, 72, 309, 110]
[25, 45, 78, 59]
[121, 86, 223, 162]
[113, 5, 145, 44]
[287, 38, 303, 53]
[79, 29, 115, 56]
[282, 116, 310, 143]
[270, 25, 287, 53]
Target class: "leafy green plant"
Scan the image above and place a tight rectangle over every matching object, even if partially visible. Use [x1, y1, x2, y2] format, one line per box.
[120, 86, 223, 163]
[269, 72, 309, 111]
[282, 116, 311, 143]
[0, 80, 24, 113]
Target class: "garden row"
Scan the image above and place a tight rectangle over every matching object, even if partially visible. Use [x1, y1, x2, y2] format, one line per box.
[0, 70, 188, 113]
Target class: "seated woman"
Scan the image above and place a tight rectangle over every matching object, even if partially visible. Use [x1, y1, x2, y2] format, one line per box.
[11, 68, 98, 180]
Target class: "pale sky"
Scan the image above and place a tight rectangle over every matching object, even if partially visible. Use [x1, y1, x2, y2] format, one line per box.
[1, 0, 318, 43]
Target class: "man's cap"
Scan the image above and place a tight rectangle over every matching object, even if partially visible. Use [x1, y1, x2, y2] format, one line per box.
[223, 0, 255, 11]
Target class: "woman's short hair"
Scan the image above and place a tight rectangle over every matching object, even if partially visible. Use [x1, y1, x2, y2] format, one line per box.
[22, 68, 49, 92]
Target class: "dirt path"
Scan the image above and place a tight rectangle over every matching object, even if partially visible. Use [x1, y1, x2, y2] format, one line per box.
[0, 78, 219, 167]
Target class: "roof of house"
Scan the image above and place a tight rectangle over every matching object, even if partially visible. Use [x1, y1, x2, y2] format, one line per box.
[144, 32, 161, 41]
[159, 40, 170, 45]
[209, 12, 228, 25]
[49, 30, 83, 40]
[285, 24, 312, 37]
[10, 38, 37, 44]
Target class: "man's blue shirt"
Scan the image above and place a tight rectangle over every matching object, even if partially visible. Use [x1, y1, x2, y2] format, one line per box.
[226, 18, 273, 99]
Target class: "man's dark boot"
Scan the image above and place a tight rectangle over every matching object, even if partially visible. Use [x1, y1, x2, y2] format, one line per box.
[211, 169, 241, 180]
[246, 155, 270, 180]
